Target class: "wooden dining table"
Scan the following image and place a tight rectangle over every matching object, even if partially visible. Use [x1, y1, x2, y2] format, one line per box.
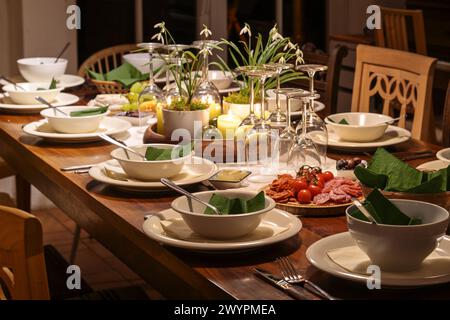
[0, 85, 449, 300]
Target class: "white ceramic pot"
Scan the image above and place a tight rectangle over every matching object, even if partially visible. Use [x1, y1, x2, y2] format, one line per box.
[17, 57, 67, 82]
[162, 108, 209, 140]
[346, 199, 449, 272]
[222, 101, 262, 120]
[171, 190, 276, 239]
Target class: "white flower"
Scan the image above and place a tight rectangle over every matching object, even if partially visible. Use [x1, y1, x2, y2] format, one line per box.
[271, 32, 284, 42]
[279, 56, 286, 64]
[295, 48, 303, 58]
[283, 41, 296, 51]
[200, 47, 212, 56]
[151, 32, 164, 43]
[200, 24, 212, 38]
[240, 23, 252, 37]
[153, 22, 165, 29]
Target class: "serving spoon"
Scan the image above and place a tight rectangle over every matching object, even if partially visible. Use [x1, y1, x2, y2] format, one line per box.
[55, 42, 71, 63]
[351, 197, 378, 224]
[98, 133, 147, 161]
[160, 178, 220, 215]
[0, 75, 27, 91]
[35, 96, 69, 116]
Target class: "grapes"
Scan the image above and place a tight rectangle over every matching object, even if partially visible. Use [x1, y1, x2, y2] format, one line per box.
[336, 157, 368, 170]
[336, 159, 347, 170]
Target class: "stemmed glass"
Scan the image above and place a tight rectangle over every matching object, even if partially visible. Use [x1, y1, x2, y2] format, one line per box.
[137, 43, 164, 130]
[162, 44, 192, 105]
[234, 66, 263, 128]
[264, 62, 294, 127]
[295, 64, 329, 168]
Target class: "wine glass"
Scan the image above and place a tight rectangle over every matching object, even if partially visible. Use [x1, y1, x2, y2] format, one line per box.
[234, 66, 263, 128]
[264, 62, 294, 127]
[137, 43, 164, 131]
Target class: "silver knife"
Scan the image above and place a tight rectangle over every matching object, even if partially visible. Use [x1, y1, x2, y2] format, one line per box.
[254, 268, 308, 300]
[61, 164, 98, 172]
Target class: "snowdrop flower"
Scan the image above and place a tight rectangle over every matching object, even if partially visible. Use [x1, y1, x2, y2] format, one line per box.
[283, 41, 296, 51]
[269, 24, 283, 42]
[200, 47, 212, 56]
[295, 49, 304, 66]
[240, 23, 252, 37]
[154, 22, 165, 29]
[151, 32, 164, 43]
[279, 56, 286, 64]
[200, 24, 212, 38]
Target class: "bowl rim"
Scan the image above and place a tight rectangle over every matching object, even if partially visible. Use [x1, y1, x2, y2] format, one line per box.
[3, 83, 64, 94]
[110, 143, 192, 164]
[171, 190, 276, 218]
[436, 148, 450, 163]
[325, 112, 393, 129]
[346, 198, 450, 228]
[40, 106, 110, 120]
[17, 57, 68, 65]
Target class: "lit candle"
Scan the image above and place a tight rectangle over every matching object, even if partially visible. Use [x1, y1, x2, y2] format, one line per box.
[217, 114, 241, 139]
[156, 103, 164, 135]
[209, 103, 222, 120]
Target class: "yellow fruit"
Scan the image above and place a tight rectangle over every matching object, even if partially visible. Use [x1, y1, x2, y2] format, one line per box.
[139, 100, 157, 112]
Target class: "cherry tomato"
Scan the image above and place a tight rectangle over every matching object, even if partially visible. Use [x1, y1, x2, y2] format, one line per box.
[292, 178, 308, 195]
[310, 178, 324, 188]
[321, 171, 334, 182]
[297, 189, 312, 204]
[316, 175, 326, 186]
[308, 184, 323, 197]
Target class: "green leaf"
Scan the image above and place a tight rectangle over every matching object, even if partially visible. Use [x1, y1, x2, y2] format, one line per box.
[69, 106, 108, 117]
[49, 77, 57, 89]
[406, 174, 443, 193]
[339, 118, 349, 125]
[204, 191, 266, 215]
[245, 191, 265, 213]
[145, 143, 193, 161]
[354, 166, 388, 189]
[351, 189, 421, 225]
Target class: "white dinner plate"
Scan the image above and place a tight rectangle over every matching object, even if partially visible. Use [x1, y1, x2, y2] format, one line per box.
[22, 117, 131, 143]
[266, 89, 325, 115]
[416, 160, 450, 171]
[0, 93, 79, 114]
[306, 232, 450, 287]
[312, 125, 411, 152]
[163, 81, 242, 95]
[436, 148, 450, 164]
[56, 74, 85, 88]
[89, 157, 217, 192]
[142, 208, 302, 252]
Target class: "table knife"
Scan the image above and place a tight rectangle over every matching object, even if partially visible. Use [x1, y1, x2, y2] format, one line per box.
[61, 164, 97, 171]
[254, 268, 308, 300]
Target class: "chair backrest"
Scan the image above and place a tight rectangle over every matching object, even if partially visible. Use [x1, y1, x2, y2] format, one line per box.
[374, 7, 427, 55]
[292, 43, 348, 115]
[78, 44, 138, 77]
[351, 44, 437, 142]
[0, 205, 49, 300]
[442, 81, 450, 147]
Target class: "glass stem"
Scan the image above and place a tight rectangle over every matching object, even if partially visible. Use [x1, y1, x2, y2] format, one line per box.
[302, 99, 307, 139]
[286, 96, 291, 129]
[309, 71, 315, 96]
[148, 50, 154, 84]
[261, 77, 266, 120]
[276, 73, 281, 112]
[249, 77, 255, 115]
[202, 48, 209, 82]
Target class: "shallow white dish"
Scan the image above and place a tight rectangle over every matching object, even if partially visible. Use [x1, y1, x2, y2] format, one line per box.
[436, 148, 450, 164]
[312, 125, 411, 152]
[142, 208, 302, 252]
[2, 82, 64, 105]
[17, 57, 68, 82]
[416, 160, 450, 171]
[40, 106, 109, 134]
[306, 232, 450, 287]
[266, 89, 325, 115]
[0, 93, 79, 114]
[22, 117, 131, 143]
[89, 157, 217, 192]
[123, 53, 164, 74]
[325, 112, 393, 142]
[56, 75, 85, 88]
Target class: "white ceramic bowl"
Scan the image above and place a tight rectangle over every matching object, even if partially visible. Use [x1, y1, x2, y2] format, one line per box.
[123, 53, 164, 74]
[171, 190, 276, 239]
[17, 57, 67, 82]
[40, 106, 109, 134]
[325, 112, 393, 142]
[208, 70, 233, 90]
[436, 148, 450, 164]
[2, 82, 63, 105]
[110, 144, 191, 181]
[347, 199, 449, 272]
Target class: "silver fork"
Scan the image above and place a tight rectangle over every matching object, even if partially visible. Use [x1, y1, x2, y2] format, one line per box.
[276, 257, 337, 300]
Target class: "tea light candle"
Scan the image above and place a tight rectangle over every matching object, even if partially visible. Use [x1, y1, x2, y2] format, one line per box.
[217, 114, 241, 139]
[209, 103, 222, 120]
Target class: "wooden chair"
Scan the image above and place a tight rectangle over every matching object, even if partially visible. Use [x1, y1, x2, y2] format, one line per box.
[351, 45, 437, 143]
[442, 81, 450, 147]
[0, 159, 30, 213]
[374, 7, 427, 55]
[291, 43, 348, 115]
[78, 44, 138, 94]
[0, 205, 50, 299]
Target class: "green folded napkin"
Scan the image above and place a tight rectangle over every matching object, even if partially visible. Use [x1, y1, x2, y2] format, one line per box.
[145, 143, 192, 161]
[70, 106, 108, 117]
[86, 62, 149, 88]
[204, 191, 266, 215]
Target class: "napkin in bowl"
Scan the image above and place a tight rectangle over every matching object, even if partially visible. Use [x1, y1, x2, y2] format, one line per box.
[160, 216, 288, 243]
[86, 62, 148, 88]
[327, 245, 450, 278]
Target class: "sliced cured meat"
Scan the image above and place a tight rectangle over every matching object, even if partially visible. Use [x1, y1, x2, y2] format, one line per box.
[313, 193, 331, 205]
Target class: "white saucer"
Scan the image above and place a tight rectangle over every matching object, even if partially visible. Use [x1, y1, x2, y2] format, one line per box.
[56, 74, 85, 88]
[306, 232, 450, 287]
[266, 89, 325, 115]
[89, 157, 217, 192]
[436, 148, 450, 164]
[163, 81, 242, 95]
[142, 208, 302, 252]
[417, 160, 450, 171]
[313, 125, 411, 152]
[22, 117, 131, 143]
[0, 93, 79, 114]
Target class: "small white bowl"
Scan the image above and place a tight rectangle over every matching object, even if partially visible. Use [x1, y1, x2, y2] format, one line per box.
[436, 148, 450, 164]
[123, 53, 164, 74]
[326, 112, 393, 142]
[2, 82, 63, 105]
[110, 144, 191, 181]
[347, 199, 449, 272]
[17, 57, 67, 82]
[208, 70, 233, 90]
[40, 106, 109, 134]
[171, 190, 276, 239]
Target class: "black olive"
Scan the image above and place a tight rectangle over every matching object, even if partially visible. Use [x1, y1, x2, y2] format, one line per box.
[347, 159, 355, 169]
[336, 159, 347, 170]
[353, 157, 362, 165]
